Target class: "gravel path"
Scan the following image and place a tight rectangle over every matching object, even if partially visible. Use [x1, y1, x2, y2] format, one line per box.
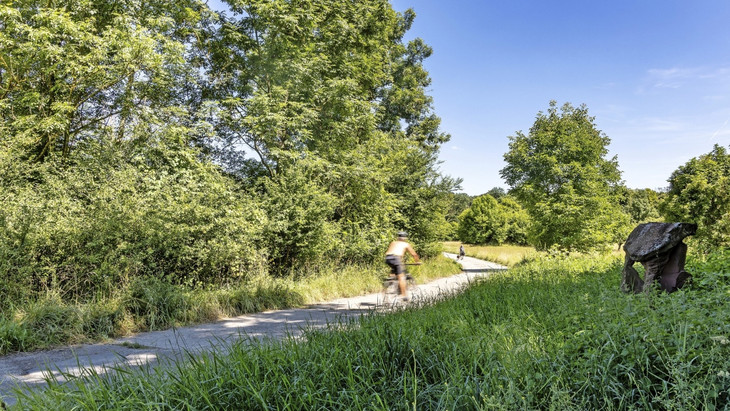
[0, 253, 506, 406]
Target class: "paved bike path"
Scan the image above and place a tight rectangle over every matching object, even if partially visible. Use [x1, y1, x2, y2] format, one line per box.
[0, 254, 505, 406]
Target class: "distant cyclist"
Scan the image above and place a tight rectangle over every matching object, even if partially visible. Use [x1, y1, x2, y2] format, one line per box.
[385, 231, 421, 298]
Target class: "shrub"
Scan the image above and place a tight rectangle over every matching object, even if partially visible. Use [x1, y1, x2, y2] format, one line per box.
[457, 194, 530, 245]
[0, 317, 30, 355]
[21, 296, 82, 347]
[0, 139, 266, 307]
[122, 276, 187, 331]
[80, 301, 124, 340]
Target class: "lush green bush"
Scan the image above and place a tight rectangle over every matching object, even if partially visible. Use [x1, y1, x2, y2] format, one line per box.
[261, 163, 340, 274]
[0, 138, 266, 308]
[0, 318, 30, 354]
[687, 247, 730, 290]
[619, 187, 663, 224]
[122, 276, 188, 331]
[457, 194, 530, 245]
[80, 300, 124, 340]
[22, 296, 83, 347]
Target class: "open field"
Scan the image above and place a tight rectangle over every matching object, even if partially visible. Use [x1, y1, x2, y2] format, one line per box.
[443, 241, 536, 267]
[12, 251, 729, 409]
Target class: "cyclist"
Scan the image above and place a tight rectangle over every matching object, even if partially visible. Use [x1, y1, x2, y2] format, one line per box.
[385, 231, 421, 299]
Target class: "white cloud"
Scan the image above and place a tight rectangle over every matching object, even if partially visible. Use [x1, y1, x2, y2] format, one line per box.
[640, 117, 687, 132]
[698, 66, 730, 80]
[644, 65, 730, 90]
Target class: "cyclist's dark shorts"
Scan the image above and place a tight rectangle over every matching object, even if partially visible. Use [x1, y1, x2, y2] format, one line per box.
[385, 254, 404, 275]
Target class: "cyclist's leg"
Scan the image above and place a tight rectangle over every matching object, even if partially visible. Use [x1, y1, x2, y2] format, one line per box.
[396, 259, 408, 297]
[384, 255, 399, 301]
[398, 273, 407, 297]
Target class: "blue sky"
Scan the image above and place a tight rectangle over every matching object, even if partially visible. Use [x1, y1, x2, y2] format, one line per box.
[390, 0, 730, 194]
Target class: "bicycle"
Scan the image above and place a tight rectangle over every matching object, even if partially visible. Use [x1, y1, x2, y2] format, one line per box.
[381, 263, 419, 304]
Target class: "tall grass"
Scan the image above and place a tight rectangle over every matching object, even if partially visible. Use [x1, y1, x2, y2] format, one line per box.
[14, 252, 730, 409]
[0, 255, 461, 355]
[443, 241, 536, 267]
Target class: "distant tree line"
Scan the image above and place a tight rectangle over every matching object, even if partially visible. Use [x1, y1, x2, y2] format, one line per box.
[452, 102, 729, 252]
[0, 0, 460, 307]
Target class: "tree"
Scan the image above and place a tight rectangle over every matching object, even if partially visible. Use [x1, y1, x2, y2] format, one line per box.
[497, 195, 530, 245]
[456, 194, 529, 245]
[484, 187, 507, 199]
[660, 144, 730, 249]
[0, 0, 211, 164]
[0, 0, 455, 303]
[446, 193, 473, 223]
[0, 0, 266, 303]
[204, 0, 453, 268]
[441, 192, 472, 239]
[500, 101, 629, 251]
[618, 187, 663, 225]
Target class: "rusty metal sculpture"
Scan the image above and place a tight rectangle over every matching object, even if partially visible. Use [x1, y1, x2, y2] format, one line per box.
[621, 222, 697, 293]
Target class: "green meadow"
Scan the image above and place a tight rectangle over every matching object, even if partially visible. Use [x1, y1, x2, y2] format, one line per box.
[13, 251, 729, 410]
[442, 241, 537, 267]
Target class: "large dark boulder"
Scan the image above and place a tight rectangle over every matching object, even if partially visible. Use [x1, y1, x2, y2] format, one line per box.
[623, 222, 697, 262]
[620, 222, 697, 293]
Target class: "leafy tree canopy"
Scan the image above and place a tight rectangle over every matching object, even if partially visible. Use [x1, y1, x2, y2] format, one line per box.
[445, 192, 472, 223]
[1, 0, 457, 298]
[0, 0, 211, 165]
[617, 187, 663, 225]
[484, 187, 506, 199]
[457, 194, 529, 246]
[660, 144, 730, 249]
[500, 101, 629, 251]
[203, 0, 455, 268]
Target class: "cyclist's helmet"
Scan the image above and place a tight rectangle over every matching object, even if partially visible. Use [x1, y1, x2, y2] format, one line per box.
[397, 231, 408, 239]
